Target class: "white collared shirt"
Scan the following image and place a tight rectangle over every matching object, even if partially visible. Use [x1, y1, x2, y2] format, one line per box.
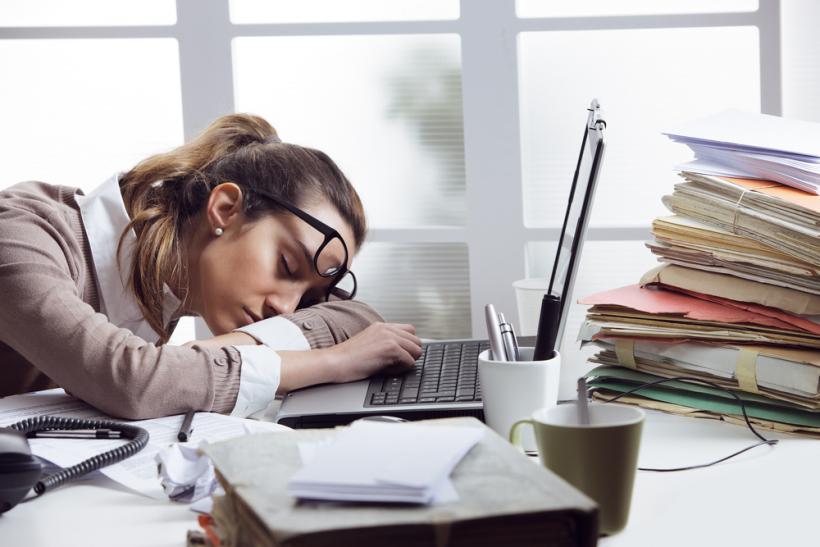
[75, 174, 309, 418]
[74, 175, 179, 342]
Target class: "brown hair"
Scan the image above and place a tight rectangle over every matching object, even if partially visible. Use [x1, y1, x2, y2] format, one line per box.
[118, 113, 367, 342]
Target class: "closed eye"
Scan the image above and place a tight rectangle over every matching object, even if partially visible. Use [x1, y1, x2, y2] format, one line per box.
[281, 255, 294, 277]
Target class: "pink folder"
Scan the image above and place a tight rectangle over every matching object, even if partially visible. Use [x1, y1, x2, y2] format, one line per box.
[579, 284, 820, 335]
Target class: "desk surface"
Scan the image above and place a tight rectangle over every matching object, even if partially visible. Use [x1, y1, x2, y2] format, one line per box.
[1, 409, 817, 547]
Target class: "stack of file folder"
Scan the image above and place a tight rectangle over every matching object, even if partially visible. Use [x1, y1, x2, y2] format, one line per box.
[581, 110, 820, 437]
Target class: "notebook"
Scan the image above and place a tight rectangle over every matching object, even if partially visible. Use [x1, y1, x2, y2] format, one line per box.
[275, 99, 606, 428]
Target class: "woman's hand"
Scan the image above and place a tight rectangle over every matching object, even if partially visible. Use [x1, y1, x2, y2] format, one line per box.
[325, 322, 423, 383]
[277, 322, 422, 393]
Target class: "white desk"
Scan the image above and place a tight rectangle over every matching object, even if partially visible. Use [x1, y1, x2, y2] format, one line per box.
[601, 411, 819, 546]
[1, 409, 817, 546]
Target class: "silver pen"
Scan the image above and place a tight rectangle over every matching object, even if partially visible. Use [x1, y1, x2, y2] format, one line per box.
[509, 321, 521, 362]
[484, 304, 507, 360]
[498, 313, 520, 362]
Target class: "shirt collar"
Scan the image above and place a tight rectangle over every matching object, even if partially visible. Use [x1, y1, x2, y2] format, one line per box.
[75, 174, 182, 341]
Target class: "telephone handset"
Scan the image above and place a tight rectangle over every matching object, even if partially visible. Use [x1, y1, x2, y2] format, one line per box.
[0, 416, 149, 514]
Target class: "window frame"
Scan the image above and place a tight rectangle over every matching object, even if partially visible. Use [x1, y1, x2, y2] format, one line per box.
[0, 0, 781, 340]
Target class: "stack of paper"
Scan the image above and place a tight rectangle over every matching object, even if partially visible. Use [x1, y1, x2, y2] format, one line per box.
[578, 110, 820, 436]
[579, 284, 820, 348]
[647, 215, 820, 294]
[585, 339, 820, 409]
[287, 420, 483, 505]
[664, 109, 820, 194]
[639, 265, 820, 317]
[662, 172, 820, 265]
[586, 366, 820, 437]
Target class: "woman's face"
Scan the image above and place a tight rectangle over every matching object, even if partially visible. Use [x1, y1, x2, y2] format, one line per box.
[193, 184, 357, 334]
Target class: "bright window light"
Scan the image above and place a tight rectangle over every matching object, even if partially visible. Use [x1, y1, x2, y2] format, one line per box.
[0, 39, 184, 193]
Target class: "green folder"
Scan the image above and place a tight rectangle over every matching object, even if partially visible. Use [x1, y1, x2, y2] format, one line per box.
[585, 366, 820, 429]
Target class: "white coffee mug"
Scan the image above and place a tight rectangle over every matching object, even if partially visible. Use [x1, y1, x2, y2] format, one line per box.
[478, 347, 560, 452]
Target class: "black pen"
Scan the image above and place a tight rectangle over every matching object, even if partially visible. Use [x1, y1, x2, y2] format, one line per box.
[177, 410, 195, 442]
[533, 294, 561, 361]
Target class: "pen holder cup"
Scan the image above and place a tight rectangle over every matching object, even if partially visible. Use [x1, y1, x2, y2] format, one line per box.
[478, 348, 560, 453]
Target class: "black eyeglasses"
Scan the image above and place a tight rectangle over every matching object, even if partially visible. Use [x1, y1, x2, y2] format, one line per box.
[250, 188, 357, 301]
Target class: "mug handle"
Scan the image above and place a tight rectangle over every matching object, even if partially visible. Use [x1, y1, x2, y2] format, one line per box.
[508, 419, 534, 450]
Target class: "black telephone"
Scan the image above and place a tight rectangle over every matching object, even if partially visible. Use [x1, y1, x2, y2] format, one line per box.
[0, 416, 149, 514]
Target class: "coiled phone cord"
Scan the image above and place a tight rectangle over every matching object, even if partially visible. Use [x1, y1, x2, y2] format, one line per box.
[9, 415, 150, 495]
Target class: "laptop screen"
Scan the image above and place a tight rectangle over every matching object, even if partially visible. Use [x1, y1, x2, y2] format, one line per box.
[546, 100, 606, 349]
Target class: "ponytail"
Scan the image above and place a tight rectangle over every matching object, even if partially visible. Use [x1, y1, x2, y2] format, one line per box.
[118, 114, 278, 342]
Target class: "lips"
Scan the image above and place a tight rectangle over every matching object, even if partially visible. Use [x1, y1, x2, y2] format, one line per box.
[242, 306, 262, 324]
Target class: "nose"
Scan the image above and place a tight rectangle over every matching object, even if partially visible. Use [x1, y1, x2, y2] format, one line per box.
[264, 288, 302, 317]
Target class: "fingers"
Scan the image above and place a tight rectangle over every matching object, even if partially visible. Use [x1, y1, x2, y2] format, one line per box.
[393, 330, 423, 356]
[380, 323, 421, 351]
[370, 329, 420, 368]
[387, 326, 422, 362]
[389, 323, 416, 334]
[377, 339, 414, 368]
[343, 322, 423, 374]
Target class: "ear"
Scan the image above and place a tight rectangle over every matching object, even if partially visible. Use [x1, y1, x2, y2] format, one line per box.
[206, 182, 245, 234]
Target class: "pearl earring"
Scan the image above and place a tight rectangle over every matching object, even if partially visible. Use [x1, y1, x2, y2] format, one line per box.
[214, 227, 224, 237]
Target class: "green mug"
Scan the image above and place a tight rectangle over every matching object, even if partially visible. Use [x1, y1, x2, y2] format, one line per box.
[509, 402, 644, 535]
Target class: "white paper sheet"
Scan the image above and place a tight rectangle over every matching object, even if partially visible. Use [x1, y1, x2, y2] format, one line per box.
[296, 439, 459, 506]
[664, 109, 820, 160]
[288, 421, 483, 504]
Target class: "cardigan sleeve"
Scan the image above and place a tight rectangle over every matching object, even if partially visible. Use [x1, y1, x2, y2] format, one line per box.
[0, 195, 241, 420]
[284, 300, 385, 348]
[236, 299, 385, 349]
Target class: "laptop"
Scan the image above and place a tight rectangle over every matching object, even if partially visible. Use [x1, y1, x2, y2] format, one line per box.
[276, 99, 607, 428]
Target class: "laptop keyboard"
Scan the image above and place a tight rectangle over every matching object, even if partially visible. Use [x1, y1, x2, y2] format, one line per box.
[365, 341, 489, 407]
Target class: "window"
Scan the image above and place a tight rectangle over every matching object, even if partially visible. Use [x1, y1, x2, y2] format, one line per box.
[516, 0, 758, 18]
[519, 27, 760, 228]
[0, 0, 175, 27]
[230, 0, 458, 24]
[232, 34, 465, 228]
[0, 39, 183, 192]
[0, 2, 786, 387]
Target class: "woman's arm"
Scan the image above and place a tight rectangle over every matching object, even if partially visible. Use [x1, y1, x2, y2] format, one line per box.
[235, 299, 387, 350]
[0, 197, 241, 420]
[195, 321, 422, 393]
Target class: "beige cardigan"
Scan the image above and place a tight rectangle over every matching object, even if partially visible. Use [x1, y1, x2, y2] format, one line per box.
[0, 181, 381, 418]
